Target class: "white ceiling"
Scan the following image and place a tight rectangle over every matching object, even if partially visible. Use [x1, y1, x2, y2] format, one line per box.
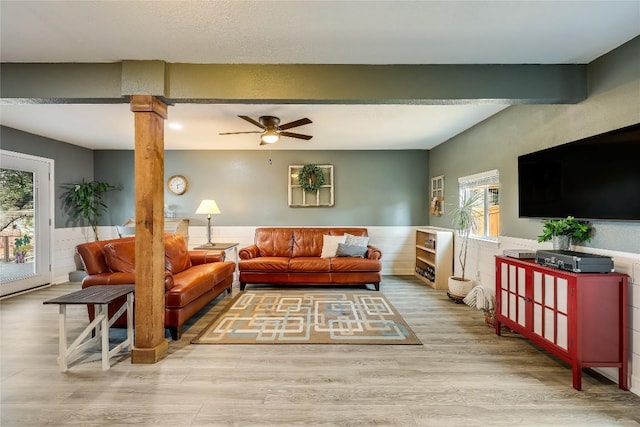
[1, 1, 638, 150]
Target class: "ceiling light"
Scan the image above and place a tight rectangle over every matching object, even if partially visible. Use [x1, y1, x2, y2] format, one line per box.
[261, 128, 280, 144]
[168, 122, 183, 130]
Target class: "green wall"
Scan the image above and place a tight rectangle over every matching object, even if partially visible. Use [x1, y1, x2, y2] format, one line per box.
[428, 37, 640, 254]
[95, 149, 430, 227]
[1, 126, 94, 228]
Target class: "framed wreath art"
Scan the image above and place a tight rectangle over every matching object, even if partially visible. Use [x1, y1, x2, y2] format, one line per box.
[297, 164, 326, 193]
[288, 164, 334, 207]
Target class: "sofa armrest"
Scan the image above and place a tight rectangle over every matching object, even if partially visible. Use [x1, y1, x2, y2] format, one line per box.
[239, 245, 260, 260]
[366, 245, 382, 260]
[189, 250, 225, 264]
[82, 272, 135, 287]
[82, 271, 175, 291]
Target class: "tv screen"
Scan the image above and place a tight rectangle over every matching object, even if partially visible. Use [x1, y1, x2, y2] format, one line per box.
[518, 123, 640, 221]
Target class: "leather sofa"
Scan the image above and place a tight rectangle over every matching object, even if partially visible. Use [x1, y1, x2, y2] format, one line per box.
[76, 233, 236, 340]
[238, 227, 382, 291]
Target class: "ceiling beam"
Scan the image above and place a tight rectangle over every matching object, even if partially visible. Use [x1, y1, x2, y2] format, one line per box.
[0, 62, 587, 105]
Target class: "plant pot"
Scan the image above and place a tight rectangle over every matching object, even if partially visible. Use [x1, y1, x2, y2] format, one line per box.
[552, 235, 571, 250]
[448, 276, 474, 298]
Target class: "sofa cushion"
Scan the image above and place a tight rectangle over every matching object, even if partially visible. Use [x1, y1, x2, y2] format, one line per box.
[320, 234, 346, 258]
[331, 257, 381, 272]
[239, 256, 290, 272]
[292, 228, 324, 257]
[289, 257, 331, 272]
[255, 228, 294, 257]
[164, 234, 192, 274]
[166, 262, 235, 308]
[335, 243, 368, 258]
[102, 240, 136, 273]
[344, 233, 369, 247]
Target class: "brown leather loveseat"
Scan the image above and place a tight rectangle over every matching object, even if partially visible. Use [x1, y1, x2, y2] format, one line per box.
[238, 227, 382, 291]
[76, 233, 236, 340]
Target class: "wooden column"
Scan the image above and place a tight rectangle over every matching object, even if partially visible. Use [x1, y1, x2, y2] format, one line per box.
[130, 95, 168, 364]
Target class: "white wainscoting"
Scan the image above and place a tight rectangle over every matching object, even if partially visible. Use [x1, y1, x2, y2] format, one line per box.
[187, 225, 418, 276]
[53, 225, 420, 283]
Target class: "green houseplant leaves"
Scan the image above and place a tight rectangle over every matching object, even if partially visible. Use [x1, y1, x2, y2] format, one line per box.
[537, 216, 592, 244]
[61, 179, 117, 241]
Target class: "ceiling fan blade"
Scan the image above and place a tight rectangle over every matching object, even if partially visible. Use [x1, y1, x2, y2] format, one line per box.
[218, 131, 263, 135]
[238, 115, 265, 129]
[280, 131, 313, 140]
[279, 118, 312, 130]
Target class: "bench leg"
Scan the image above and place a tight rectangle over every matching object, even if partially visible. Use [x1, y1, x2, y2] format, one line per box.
[100, 303, 110, 370]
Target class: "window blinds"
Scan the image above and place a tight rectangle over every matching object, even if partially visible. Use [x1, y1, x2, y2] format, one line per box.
[458, 169, 499, 187]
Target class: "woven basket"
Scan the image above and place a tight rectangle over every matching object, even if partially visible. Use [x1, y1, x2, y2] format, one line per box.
[483, 310, 495, 327]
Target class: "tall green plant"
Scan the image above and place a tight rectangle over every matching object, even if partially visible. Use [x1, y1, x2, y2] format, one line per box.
[449, 191, 481, 281]
[61, 179, 117, 241]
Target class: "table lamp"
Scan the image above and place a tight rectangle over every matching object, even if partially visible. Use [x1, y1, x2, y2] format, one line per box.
[195, 199, 221, 246]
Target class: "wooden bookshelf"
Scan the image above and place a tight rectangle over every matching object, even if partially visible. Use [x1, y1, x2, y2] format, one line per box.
[414, 227, 453, 290]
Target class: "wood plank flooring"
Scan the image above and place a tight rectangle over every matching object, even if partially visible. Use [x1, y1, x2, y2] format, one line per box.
[2, 276, 640, 426]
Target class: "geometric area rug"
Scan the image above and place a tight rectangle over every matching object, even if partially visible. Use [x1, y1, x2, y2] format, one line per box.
[192, 290, 422, 345]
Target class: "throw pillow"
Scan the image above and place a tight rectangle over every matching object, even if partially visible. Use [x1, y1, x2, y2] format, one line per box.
[320, 234, 347, 258]
[335, 243, 368, 258]
[102, 241, 136, 273]
[344, 233, 369, 247]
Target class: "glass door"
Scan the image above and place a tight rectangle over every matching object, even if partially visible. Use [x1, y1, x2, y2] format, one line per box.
[0, 150, 53, 297]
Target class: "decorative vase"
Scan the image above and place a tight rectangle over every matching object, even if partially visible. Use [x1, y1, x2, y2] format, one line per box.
[448, 276, 474, 298]
[552, 235, 571, 250]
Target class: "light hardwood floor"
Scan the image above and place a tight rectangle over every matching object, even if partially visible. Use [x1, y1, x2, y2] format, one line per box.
[2, 276, 640, 426]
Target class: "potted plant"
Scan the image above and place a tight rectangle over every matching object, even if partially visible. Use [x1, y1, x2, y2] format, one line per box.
[61, 179, 117, 241]
[537, 216, 592, 250]
[448, 191, 482, 299]
[13, 233, 32, 263]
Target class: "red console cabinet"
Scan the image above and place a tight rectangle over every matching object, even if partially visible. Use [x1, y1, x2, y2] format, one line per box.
[495, 256, 628, 391]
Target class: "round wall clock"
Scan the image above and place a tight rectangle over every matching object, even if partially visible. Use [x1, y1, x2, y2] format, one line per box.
[167, 174, 188, 195]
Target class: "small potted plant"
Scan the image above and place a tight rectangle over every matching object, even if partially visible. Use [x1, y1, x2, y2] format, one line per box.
[13, 233, 32, 263]
[448, 191, 482, 299]
[537, 216, 592, 250]
[61, 179, 118, 241]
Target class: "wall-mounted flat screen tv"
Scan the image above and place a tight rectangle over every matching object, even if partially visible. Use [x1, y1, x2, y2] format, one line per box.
[518, 123, 640, 221]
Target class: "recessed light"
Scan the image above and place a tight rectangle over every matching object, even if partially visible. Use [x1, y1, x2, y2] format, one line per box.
[168, 122, 183, 130]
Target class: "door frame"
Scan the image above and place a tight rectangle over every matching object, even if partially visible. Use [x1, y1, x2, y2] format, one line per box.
[0, 149, 54, 297]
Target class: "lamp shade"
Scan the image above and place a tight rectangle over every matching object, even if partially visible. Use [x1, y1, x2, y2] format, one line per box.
[195, 199, 221, 215]
[260, 128, 280, 144]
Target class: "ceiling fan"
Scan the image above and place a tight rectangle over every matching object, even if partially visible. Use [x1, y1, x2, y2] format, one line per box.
[219, 115, 313, 145]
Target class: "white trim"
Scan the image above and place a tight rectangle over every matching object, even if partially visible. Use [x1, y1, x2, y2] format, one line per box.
[0, 150, 54, 296]
[458, 169, 499, 187]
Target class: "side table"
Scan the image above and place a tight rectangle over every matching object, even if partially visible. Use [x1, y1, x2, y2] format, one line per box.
[194, 242, 239, 280]
[43, 284, 135, 372]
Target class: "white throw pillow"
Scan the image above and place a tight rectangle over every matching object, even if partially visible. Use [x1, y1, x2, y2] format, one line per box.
[320, 234, 347, 258]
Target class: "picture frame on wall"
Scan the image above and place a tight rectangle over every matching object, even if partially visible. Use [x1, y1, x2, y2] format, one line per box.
[288, 164, 334, 207]
[430, 175, 444, 216]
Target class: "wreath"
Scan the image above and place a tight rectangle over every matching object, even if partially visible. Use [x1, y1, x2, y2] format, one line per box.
[298, 164, 326, 193]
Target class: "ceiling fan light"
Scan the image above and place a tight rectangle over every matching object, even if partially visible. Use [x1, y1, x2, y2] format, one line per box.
[261, 128, 280, 144]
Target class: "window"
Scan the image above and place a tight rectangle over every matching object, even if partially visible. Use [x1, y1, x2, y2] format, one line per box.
[458, 170, 500, 239]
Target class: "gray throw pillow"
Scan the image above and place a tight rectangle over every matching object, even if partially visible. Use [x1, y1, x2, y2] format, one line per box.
[335, 243, 368, 258]
[344, 233, 369, 247]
